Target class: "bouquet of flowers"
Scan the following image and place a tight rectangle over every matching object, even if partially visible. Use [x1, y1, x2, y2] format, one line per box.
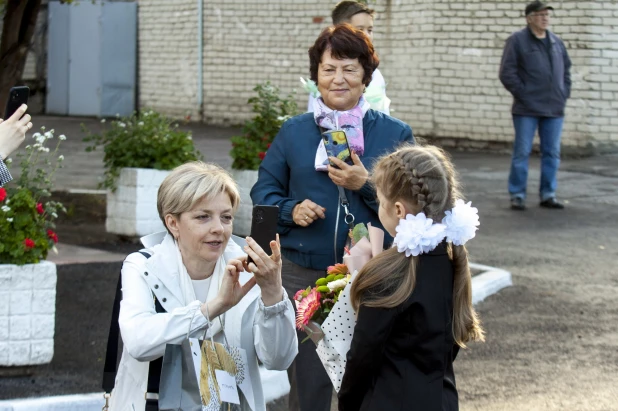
[293, 263, 351, 338]
[293, 222, 385, 391]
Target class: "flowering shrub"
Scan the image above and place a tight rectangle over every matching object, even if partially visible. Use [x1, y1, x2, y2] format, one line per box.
[83, 110, 201, 191]
[230, 82, 298, 170]
[0, 128, 65, 265]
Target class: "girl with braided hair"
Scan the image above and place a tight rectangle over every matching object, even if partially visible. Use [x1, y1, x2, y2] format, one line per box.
[338, 144, 485, 411]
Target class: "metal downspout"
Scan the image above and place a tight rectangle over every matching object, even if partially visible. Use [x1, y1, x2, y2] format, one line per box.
[197, 0, 204, 120]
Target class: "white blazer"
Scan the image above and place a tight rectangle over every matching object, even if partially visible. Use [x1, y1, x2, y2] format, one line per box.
[109, 232, 298, 411]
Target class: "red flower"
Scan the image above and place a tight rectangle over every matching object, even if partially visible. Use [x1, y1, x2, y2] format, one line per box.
[0, 187, 6, 202]
[295, 289, 321, 330]
[24, 238, 35, 249]
[258, 152, 266, 160]
[267, 143, 271, 149]
[47, 229, 59, 244]
[36, 203, 44, 214]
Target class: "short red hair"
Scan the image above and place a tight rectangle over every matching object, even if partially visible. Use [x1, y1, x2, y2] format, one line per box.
[308, 23, 379, 87]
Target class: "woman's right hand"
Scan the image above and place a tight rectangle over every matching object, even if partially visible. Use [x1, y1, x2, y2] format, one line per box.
[202, 259, 257, 320]
[292, 199, 326, 227]
[0, 104, 32, 159]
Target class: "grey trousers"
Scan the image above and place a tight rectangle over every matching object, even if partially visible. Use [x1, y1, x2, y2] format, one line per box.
[282, 256, 333, 411]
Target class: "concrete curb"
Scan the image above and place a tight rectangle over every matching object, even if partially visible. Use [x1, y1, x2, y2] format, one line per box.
[470, 263, 513, 305]
[0, 263, 510, 410]
[0, 393, 104, 411]
[0, 365, 289, 410]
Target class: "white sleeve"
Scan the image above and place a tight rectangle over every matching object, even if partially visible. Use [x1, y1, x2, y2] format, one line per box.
[307, 94, 316, 113]
[252, 288, 298, 370]
[371, 68, 386, 88]
[118, 256, 211, 362]
[0, 156, 12, 187]
[368, 68, 391, 115]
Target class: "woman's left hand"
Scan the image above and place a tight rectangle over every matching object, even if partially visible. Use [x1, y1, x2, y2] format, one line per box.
[327, 151, 369, 191]
[243, 234, 283, 306]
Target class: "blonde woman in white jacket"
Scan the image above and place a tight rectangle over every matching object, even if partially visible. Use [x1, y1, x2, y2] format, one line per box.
[109, 162, 298, 411]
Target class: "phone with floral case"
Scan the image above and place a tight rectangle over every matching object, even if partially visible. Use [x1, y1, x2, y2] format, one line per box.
[322, 130, 352, 167]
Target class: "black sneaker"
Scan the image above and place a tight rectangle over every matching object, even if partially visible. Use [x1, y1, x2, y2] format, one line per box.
[510, 197, 526, 210]
[540, 198, 564, 209]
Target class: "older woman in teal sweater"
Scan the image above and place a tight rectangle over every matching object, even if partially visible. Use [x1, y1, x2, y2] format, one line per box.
[250, 24, 413, 411]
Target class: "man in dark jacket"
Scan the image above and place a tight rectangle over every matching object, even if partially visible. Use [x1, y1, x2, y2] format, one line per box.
[499, 1, 571, 210]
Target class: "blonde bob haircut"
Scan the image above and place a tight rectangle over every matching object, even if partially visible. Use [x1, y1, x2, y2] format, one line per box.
[157, 162, 240, 232]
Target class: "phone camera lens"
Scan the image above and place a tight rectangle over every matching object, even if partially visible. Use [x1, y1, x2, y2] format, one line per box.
[255, 208, 264, 223]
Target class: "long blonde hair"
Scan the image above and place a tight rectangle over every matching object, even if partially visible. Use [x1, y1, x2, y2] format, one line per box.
[350, 144, 485, 347]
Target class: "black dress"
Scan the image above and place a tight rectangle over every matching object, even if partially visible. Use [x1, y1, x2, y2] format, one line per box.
[338, 243, 460, 411]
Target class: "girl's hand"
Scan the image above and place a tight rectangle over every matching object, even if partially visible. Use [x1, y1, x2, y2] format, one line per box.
[243, 234, 283, 306]
[327, 151, 368, 191]
[204, 259, 256, 319]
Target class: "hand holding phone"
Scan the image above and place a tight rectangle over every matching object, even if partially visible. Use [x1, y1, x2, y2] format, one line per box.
[325, 149, 369, 191]
[245, 205, 283, 305]
[0, 90, 32, 159]
[246, 205, 279, 265]
[4, 86, 29, 120]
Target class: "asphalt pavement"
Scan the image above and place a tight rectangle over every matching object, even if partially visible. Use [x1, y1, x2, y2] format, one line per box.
[2, 115, 617, 410]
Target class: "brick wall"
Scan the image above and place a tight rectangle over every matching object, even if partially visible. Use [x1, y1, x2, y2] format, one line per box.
[137, 0, 618, 152]
[138, 1, 200, 120]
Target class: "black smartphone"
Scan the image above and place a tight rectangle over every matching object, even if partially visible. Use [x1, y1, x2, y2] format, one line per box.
[322, 129, 352, 167]
[247, 205, 279, 265]
[4, 86, 29, 120]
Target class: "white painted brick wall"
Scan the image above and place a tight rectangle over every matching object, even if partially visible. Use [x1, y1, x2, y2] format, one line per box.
[106, 168, 170, 237]
[137, 0, 618, 151]
[0, 261, 56, 366]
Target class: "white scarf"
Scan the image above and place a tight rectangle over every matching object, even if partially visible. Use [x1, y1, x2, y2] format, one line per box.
[174, 240, 225, 339]
[313, 96, 371, 171]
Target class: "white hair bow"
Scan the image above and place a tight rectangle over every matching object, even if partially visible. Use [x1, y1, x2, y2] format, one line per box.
[394, 200, 479, 256]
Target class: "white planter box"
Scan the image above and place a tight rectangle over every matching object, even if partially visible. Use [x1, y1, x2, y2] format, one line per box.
[0, 261, 57, 366]
[106, 168, 170, 237]
[229, 169, 259, 237]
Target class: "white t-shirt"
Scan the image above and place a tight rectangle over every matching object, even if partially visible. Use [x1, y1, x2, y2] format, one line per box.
[307, 68, 390, 115]
[192, 277, 226, 344]
[192, 277, 212, 303]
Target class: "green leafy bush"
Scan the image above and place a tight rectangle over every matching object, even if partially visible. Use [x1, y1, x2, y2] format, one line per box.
[83, 110, 201, 191]
[0, 128, 65, 265]
[230, 82, 298, 170]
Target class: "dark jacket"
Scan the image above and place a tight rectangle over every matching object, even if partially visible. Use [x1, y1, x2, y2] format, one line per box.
[250, 110, 413, 271]
[338, 243, 459, 411]
[499, 27, 571, 118]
